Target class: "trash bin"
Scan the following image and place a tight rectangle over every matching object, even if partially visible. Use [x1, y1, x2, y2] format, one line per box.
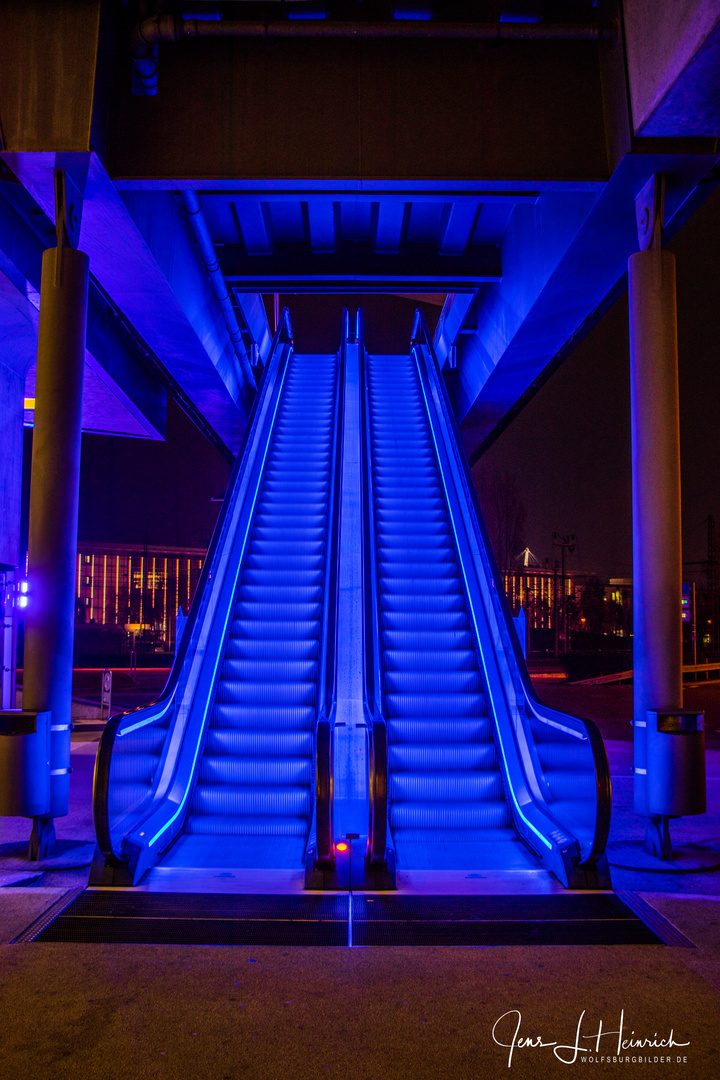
[0, 711, 51, 817]
[646, 709, 705, 817]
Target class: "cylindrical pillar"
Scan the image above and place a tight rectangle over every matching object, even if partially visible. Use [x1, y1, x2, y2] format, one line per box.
[23, 245, 88, 821]
[629, 248, 683, 816]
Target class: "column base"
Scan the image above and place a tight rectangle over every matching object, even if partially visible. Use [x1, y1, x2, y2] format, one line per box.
[29, 815, 56, 860]
[644, 815, 672, 861]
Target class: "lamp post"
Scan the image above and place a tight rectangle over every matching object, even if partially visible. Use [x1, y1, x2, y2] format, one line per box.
[552, 534, 576, 654]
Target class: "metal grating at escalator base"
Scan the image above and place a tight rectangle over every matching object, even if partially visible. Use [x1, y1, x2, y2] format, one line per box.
[21, 891, 676, 947]
[352, 894, 667, 946]
[27, 892, 348, 946]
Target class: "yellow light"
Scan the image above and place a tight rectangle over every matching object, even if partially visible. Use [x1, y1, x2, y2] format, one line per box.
[24, 398, 35, 410]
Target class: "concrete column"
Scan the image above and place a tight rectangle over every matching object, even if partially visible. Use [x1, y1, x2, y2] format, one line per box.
[629, 246, 683, 817]
[0, 364, 25, 712]
[23, 243, 88, 838]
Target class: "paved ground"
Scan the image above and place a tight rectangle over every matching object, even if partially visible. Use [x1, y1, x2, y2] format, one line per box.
[0, 681, 719, 1078]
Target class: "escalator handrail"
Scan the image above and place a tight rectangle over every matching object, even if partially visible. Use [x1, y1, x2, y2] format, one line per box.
[359, 310, 383, 720]
[317, 313, 346, 723]
[312, 312, 347, 865]
[358, 309, 389, 865]
[410, 309, 612, 865]
[110, 314, 296, 873]
[93, 309, 294, 864]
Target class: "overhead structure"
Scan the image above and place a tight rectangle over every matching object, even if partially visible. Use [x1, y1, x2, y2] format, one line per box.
[0, 0, 719, 878]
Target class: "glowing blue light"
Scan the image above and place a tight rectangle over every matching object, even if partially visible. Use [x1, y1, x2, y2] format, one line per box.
[413, 349, 552, 852]
[148, 351, 290, 850]
[119, 705, 169, 737]
[20, 581, 28, 594]
[18, 596, 28, 609]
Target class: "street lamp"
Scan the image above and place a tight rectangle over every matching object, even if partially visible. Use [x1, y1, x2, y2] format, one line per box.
[552, 533, 576, 654]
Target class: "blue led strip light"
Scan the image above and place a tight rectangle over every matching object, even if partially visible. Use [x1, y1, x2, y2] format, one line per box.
[527, 708, 585, 741]
[146, 352, 291, 850]
[119, 704, 170, 737]
[413, 348, 553, 853]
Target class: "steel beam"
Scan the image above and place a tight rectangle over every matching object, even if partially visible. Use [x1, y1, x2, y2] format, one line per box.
[221, 242, 500, 291]
[0, 181, 166, 439]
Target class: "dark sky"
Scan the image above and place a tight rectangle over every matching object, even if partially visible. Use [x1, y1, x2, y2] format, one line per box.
[475, 184, 720, 581]
[75, 401, 232, 550]
[69, 195, 720, 583]
[73, 294, 439, 550]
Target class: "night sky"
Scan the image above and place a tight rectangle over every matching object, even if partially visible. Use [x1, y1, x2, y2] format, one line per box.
[476, 184, 720, 581]
[69, 192, 720, 583]
[71, 295, 439, 552]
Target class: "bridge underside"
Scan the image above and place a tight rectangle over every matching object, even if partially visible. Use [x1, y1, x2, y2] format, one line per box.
[0, 1, 718, 471]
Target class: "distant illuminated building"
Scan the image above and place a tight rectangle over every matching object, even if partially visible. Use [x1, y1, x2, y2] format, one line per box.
[75, 542, 206, 650]
[503, 567, 577, 630]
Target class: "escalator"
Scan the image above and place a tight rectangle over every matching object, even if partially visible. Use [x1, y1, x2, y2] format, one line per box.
[92, 307, 610, 892]
[364, 313, 611, 889]
[92, 312, 341, 885]
[367, 351, 517, 870]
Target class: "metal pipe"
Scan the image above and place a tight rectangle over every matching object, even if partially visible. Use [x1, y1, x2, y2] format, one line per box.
[131, 15, 612, 90]
[23, 244, 88, 830]
[629, 247, 683, 817]
[179, 189, 256, 390]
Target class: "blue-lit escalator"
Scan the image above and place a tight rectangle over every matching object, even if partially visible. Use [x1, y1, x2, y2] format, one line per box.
[367, 352, 525, 870]
[92, 313, 341, 884]
[93, 307, 610, 891]
[363, 314, 611, 888]
[173, 352, 338, 868]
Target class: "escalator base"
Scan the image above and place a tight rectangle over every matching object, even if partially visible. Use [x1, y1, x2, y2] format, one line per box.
[21, 891, 677, 947]
[26, 892, 348, 946]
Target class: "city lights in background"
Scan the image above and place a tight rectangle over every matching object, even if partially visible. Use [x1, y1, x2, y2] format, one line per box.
[74, 541, 206, 650]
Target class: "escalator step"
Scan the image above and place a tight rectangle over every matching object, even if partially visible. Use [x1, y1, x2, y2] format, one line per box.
[385, 692, 487, 719]
[389, 743, 499, 772]
[205, 730, 313, 757]
[211, 703, 315, 730]
[220, 658, 318, 683]
[229, 618, 319, 641]
[387, 718, 494, 743]
[198, 757, 312, 787]
[368, 351, 508, 857]
[223, 638, 319, 662]
[215, 679, 316, 708]
[384, 648, 477, 672]
[384, 670, 484, 695]
[389, 772, 505, 803]
[192, 786, 311, 819]
[187, 351, 338, 849]
[390, 802, 512, 830]
[382, 629, 473, 651]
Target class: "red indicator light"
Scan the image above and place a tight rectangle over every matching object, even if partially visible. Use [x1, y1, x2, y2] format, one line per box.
[336, 842, 348, 852]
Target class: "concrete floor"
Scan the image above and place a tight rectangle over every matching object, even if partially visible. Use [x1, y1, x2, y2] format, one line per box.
[0, 681, 719, 1078]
